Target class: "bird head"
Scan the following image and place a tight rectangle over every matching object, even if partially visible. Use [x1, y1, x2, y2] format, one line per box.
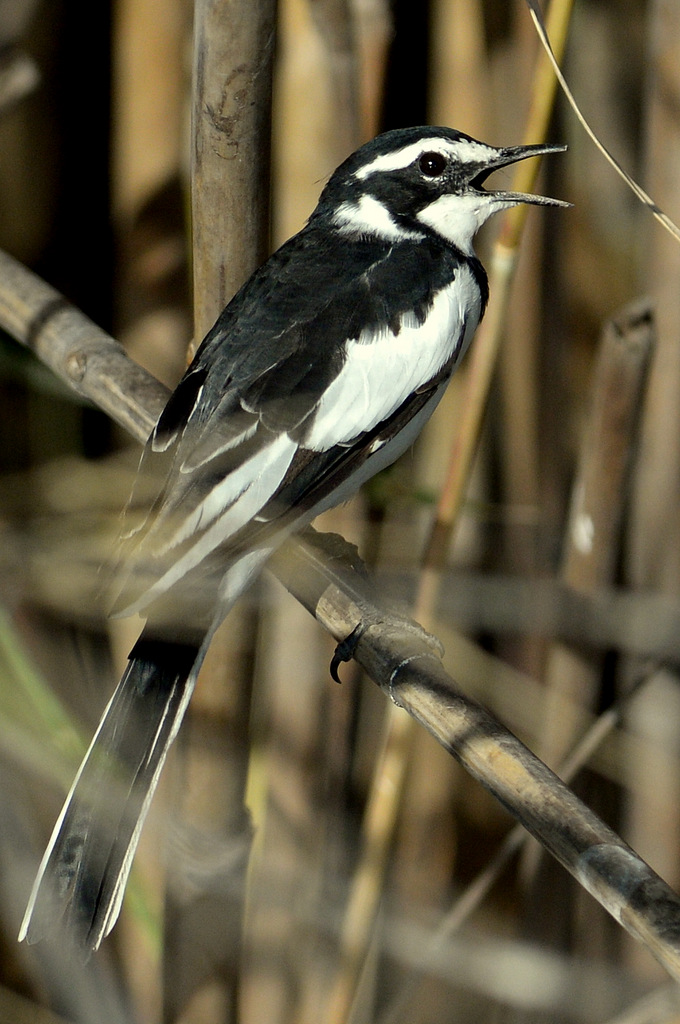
[318, 126, 569, 255]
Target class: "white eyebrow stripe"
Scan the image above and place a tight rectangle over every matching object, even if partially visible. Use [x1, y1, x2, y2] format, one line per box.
[354, 138, 498, 180]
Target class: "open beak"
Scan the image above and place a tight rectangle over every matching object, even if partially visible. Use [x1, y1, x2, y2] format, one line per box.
[472, 142, 570, 208]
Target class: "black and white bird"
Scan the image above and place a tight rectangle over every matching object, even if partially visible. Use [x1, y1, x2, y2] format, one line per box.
[20, 125, 567, 953]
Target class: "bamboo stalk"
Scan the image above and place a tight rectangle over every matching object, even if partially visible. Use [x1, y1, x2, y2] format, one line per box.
[191, 0, 276, 339]
[536, 301, 655, 779]
[160, 4, 277, 1021]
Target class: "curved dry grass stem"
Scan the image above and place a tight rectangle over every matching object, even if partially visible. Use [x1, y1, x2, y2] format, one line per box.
[527, 0, 680, 246]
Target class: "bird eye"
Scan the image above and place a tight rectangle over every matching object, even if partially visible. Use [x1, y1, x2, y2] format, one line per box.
[418, 151, 447, 177]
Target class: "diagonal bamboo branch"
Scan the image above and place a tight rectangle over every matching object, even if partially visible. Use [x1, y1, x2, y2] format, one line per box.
[2, 246, 680, 981]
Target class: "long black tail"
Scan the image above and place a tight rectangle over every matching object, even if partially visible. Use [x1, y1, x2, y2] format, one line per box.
[20, 633, 203, 955]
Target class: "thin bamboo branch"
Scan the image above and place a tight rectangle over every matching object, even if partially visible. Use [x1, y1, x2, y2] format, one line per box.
[2, 251, 680, 982]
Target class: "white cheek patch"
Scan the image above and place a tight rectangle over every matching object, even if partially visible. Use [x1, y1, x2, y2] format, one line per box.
[333, 194, 424, 240]
[417, 192, 517, 254]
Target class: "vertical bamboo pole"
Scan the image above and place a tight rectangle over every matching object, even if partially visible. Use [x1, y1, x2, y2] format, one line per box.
[163, 3, 276, 1022]
[626, 0, 680, 912]
[521, 303, 655, 940]
[191, 0, 275, 336]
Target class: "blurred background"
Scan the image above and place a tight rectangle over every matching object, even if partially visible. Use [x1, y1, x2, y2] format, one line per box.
[1, 0, 680, 1022]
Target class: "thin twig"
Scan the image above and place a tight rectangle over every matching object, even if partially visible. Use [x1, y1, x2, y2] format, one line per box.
[526, 0, 680, 246]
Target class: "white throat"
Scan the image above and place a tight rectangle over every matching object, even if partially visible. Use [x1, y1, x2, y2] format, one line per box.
[417, 192, 517, 255]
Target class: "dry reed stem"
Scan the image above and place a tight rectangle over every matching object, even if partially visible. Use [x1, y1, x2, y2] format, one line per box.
[159, 5, 277, 1021]
[191, 0, 276, 339]
[521, 302, 654, 890]
[324, 3, 576, 1016]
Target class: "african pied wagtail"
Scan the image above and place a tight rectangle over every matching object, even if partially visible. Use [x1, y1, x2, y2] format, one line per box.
[20, 126, 567, 954]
